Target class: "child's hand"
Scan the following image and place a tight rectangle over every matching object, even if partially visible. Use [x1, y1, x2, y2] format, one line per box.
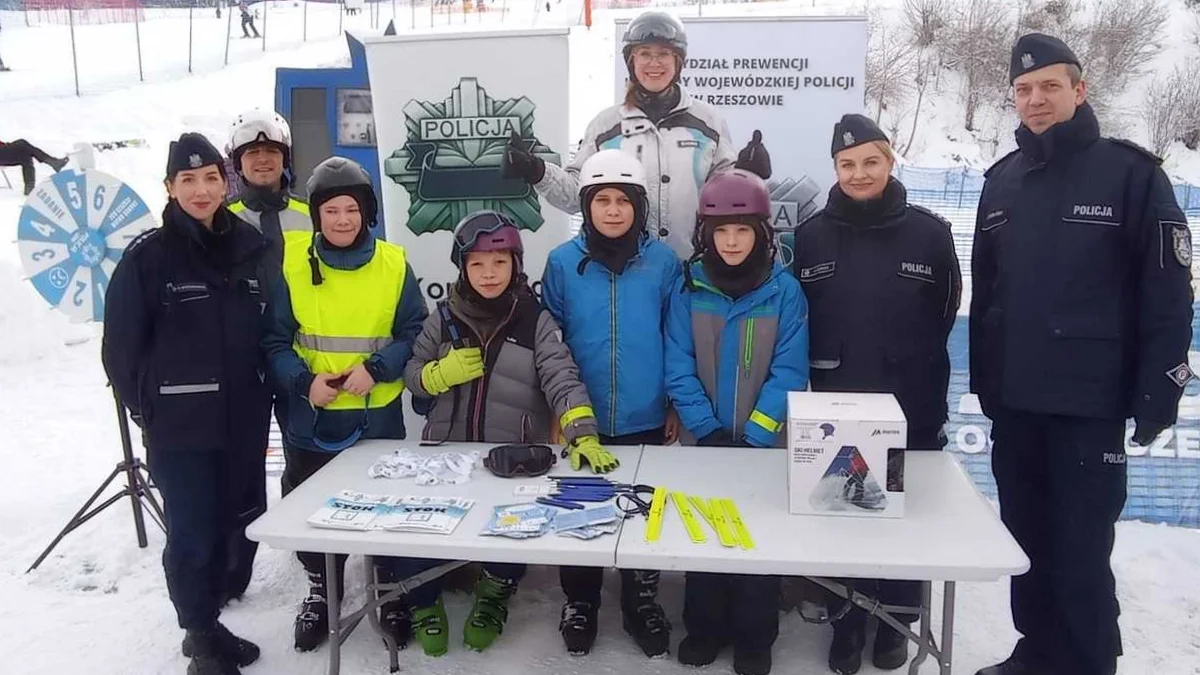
[341, 364, 376, 397]
[308, 373, 341, 408]
[664, 406, 681, 445]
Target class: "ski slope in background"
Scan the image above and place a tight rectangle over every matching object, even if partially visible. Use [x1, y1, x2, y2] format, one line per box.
[1, 2, 1199, 674]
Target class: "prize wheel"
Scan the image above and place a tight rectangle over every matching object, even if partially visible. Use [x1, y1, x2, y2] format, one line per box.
[17, 169, 157, 323]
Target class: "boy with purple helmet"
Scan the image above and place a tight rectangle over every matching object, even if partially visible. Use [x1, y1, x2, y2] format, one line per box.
[665, 168, 810, 675]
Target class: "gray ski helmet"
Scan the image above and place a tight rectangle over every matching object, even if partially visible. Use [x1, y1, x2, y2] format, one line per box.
[622, 11, 687, 63]
[305, 156, 378, 230]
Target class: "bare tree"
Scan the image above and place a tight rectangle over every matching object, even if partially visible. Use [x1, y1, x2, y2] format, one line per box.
[1080, 0, 1168, 121]
[902, 0, 949, 48]
[865, 11, 917, 122]
[1142, 60, 1200, 157]
[897, 49, 937, 157]
[942, 0, 1016, 131]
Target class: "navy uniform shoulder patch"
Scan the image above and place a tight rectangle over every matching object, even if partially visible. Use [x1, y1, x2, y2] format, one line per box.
[984, 149, 1020, 178]
[909, 204, 953, 230]
[1169, 222, 1192, 267]
[1109, 137, 1164, 165]
[1167, 362, 1197, 388]
[123, 227, 161, 257]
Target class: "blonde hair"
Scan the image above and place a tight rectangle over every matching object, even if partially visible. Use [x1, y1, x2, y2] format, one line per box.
[871, 140, 895, 163]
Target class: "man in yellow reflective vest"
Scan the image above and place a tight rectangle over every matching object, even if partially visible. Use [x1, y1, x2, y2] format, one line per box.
[262, 156, 428, 653]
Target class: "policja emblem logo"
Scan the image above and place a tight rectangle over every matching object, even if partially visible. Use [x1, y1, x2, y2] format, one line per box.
[382, 77, 560, 235]
[1171, 224, 1192, 267]
[188, 154, 203, 169]
[1021, 53, 1035, 69]
[842, 131, 855, 147]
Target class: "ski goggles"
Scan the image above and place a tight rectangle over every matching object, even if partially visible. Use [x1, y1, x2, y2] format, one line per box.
[482, 443, 557, 478]
[230, 120, 290, 154]
[450, 211, 522, 269]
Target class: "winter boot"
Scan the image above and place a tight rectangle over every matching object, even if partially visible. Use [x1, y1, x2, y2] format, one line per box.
[184, 629, 241, 675]
[410, 598, 449, 657]
[463, 569, 518, 651]
[293, 595, 330, 652]
[828, 619, 866, 675]
[181, 622, 260, 667]
[48, 156, 68, 173]
[872, 623, 909, 670]
[677, 634, 723, 667]
[734, 645, 773, 675]
[379, 598, 411, 651]
[621, 569, 670, 658]
[559, 600, 599, 656]
[974, 656, 1052, 675]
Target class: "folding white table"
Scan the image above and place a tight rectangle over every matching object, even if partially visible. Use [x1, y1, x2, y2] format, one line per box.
[245, 440, 644, 675]
[616, 445, 1031, 675]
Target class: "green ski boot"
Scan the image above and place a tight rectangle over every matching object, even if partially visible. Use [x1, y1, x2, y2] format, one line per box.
[463, 569, 518, 651]
[410, 597, 449, 657]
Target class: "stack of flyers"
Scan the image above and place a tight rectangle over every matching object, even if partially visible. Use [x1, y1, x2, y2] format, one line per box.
[307, 491, 396, 531]
[552, 504, 621, 540]
[481, 503, 556, 539]
[378, 496, 476, 535]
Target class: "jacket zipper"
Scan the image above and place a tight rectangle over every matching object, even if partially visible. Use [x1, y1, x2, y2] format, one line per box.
[470, 301, 519, 441]
[743, 317, 754, 379]
[609, 272, 618, 435]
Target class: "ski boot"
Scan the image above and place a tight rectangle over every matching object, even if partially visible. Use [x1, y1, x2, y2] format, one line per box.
[734, 645, 773, 675]
[378, 598, 411, 651]
[463, 569, 517, 651]
[559, 600, 599, 656]
[677, 634, 723, 667]
[620, 570, 670, 658]
[181, 622, 259, 667]
[975, 656, 1052, 675]
[49, 156, 68, 173]
[872, 623, 909, 670]
[293, 595, 329, 652]
[411, 598, 450, 656]
[184, 628, 242, 675]
[828, 618, 866, 675]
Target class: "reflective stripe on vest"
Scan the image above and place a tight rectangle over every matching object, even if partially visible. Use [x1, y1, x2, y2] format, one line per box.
[230, 198, 311, 232]
[283, 233, 408, 411]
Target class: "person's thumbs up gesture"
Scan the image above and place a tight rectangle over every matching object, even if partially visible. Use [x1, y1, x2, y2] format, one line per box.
[735, 129, 772, 180]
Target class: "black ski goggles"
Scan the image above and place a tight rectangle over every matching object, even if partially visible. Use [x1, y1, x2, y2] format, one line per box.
[482, 443, 557, 478]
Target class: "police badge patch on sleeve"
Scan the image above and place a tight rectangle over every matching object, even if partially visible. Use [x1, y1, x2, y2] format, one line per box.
[1167, 222, 1192, 267]
[1166, 363, 1197, 388]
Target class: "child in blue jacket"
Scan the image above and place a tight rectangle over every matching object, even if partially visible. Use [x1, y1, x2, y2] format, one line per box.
[665, 168, 810, 675]
[542, 149, 682, 658]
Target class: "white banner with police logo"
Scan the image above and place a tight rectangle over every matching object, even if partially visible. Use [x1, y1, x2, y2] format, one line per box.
[18, 169, 156, 323]
[363, 28, 571, 306]
[614, 14, 868, 260]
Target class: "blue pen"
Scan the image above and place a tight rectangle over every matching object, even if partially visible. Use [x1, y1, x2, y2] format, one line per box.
[537, 497, 585, 510]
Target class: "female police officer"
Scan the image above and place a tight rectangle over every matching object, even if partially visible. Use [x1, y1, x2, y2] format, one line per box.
[102, 132, 271, 675]
[792, 115, 961, 675]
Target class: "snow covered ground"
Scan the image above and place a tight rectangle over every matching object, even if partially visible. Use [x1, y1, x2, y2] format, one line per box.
[1, 2, 1199, 674]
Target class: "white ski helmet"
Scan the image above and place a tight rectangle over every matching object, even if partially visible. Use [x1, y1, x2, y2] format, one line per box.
[227, 108, 292, 160]
[578, 149, 648, 195]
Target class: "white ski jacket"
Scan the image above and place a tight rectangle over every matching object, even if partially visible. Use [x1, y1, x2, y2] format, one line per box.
[534, 87, 736, 259]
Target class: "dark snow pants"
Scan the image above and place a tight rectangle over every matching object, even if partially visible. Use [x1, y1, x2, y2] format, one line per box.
[0, 139, 55, 193]
[683, 572, 781, 652]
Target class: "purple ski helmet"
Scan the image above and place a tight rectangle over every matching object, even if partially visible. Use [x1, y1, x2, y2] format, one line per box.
[451, 210, 525, 271]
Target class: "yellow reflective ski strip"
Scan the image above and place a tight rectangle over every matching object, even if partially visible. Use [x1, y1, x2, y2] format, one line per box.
[708, 497, 738, 547]
[645, 486, 669, 543]
[720, 498, 755, 550]
[689, 495, 714, 528]
[671, 492, 707, 543]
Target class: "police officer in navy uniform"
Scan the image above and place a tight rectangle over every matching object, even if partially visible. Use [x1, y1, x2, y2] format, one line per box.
[102, 133, 272, 675]
[793, 114, 961, 675]
[970, 34, 1194, 675]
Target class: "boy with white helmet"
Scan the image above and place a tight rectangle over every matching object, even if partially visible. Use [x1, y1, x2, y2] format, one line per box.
[542, 149, 682, 657]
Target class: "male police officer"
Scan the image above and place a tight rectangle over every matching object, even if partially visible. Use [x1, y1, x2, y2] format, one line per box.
[970, 34, 1194, 675]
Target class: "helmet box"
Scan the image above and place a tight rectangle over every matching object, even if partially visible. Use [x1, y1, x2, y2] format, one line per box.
[786, 392, 907, 518]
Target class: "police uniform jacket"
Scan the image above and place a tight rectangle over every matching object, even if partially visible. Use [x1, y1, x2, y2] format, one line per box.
[101, 201, 272, 453]
[970, 102, 1195, 424]
[794, 179, 962, 445]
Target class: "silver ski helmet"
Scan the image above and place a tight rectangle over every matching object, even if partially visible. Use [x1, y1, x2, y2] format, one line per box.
[622, 11, 687, 82]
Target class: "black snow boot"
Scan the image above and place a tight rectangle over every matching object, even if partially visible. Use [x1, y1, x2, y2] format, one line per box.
[975, 656, 1052, 675]
[559, 600, 599, 656]
[734, 645, 773, 675]
[677, 634, 723, 667]
[378, 598, 411, 650]
[621, 570, 670, 658]
[181, 622, 260, 667]
[294, 595, 330, 652]
[184, 629, 241, 675]
[48, 156, 68, 173]
[872, 623, 909, 670]
[828, 619, 865, 674]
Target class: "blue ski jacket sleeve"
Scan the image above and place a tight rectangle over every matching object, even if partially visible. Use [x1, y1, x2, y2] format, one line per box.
[664, 285, 723, 440]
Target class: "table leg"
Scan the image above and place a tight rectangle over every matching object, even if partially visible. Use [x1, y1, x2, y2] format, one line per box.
[940, 582, 956, 675]
[362, 556, 401, 673]
[327, 553, 342, 675]
[907, 581, 933, 675]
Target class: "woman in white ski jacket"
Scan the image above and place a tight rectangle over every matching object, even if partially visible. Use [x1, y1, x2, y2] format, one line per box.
[502, 11, 771, 259]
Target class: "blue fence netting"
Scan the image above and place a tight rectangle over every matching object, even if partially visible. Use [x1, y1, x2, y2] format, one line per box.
[893, 164, 1200, 528]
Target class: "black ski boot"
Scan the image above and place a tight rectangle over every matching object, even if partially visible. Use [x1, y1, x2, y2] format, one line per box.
[828, 618, 866, 674]
[559, 600, 599, 656]
[677, 634, 723, 667]
[48, 156, 68, 173]
[872, 623, 909, 670]
[378, 599, 411, 650]
[294, 595, 330, 652]
[621, 570, 670, 658]
[181, 622, 260, 667]
[734, 645, 773, 675]
[975, 656, 1051, 675]
[184, 629, 241, 675]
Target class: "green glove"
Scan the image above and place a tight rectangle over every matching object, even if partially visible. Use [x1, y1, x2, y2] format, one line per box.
[420, 347, 484, 396]
[568, 436, 619, 474]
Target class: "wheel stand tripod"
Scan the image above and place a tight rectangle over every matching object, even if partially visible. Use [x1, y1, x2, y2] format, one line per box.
[27, 388, 166, 573]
